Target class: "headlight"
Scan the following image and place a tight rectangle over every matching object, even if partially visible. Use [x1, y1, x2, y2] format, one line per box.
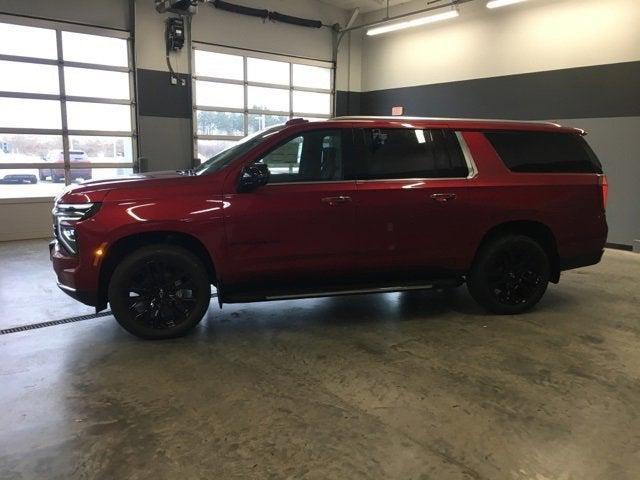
[52, 203, 101, 255]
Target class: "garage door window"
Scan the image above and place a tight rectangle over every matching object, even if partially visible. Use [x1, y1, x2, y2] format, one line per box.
[0, 17, 135, 200]
[193, 45, 333, 163]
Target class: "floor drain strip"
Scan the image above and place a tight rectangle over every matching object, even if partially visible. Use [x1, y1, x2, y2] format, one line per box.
[1, 311, 114, 335]
[1, 293, 218, 335]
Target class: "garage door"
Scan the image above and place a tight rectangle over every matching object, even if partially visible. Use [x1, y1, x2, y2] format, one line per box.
[0, 15, 135, 200]
[192, 43, 333, 161]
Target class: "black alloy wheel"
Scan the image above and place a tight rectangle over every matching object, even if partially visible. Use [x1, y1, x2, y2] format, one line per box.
[486, 245, 543, 305]
[467, 235, 550, 314]
[109, 245, 211, 339]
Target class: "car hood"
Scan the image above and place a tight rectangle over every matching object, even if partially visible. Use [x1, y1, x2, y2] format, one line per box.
[56, 170, 197, 203]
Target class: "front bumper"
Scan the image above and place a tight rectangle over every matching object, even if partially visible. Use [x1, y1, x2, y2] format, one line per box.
[49, 240, 101, 308]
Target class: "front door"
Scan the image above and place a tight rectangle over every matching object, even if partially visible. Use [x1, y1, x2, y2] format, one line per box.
[222, 128, 358, 289]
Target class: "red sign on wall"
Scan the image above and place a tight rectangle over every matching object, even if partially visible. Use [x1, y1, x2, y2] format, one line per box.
[391, 106, 404, 116]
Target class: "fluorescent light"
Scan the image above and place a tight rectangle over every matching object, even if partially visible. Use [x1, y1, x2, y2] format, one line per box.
[366, 9, 459, 36]
[486, 0, 527, 8]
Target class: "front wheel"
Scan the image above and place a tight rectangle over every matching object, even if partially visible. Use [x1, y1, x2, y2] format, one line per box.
[467, 235, 550, 314]
[108, 245, 211, 339]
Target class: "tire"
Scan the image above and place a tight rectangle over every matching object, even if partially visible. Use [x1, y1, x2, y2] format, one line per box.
[108, 245, 211, 339]
[467, 235, 550, 315]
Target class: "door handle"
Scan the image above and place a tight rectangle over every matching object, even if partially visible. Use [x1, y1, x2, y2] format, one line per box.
[321, 195, 352, 205]
[430, 193, 457, 203]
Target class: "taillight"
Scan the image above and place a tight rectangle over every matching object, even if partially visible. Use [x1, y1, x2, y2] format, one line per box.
[600, 175, 608, 210]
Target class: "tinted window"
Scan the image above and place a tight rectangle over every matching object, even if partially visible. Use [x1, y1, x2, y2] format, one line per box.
[258, 129, 345, 183]
[358, 128, 468, 180]
[485, 131, 602, 173]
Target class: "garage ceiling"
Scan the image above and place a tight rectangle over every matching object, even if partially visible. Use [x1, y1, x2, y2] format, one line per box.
[317, 0, 417, 13]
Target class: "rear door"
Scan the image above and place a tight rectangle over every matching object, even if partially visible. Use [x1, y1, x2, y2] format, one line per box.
[352, 127, 477, 278]
[222, 128, 358, 288]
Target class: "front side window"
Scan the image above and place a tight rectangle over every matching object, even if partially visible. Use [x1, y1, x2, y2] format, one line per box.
[357, 128, 469, 180]
[257, 130, 345, 183]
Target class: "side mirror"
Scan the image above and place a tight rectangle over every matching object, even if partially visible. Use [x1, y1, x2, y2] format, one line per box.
[238, 163, 270, 192]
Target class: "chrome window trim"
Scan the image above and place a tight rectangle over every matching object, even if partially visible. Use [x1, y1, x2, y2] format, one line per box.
[251, 129, 479, 187]
[266, 180, 355, 186]
[456, 131, 478, 179]
[355, 177, 470, 183]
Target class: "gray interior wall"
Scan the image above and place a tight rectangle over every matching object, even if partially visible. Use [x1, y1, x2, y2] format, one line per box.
[557, 117, 640, 247]
[138, 116, 193, 172]
[359, 62, 640, 121]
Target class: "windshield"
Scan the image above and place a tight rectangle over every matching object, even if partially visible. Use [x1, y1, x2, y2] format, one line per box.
[194, 125, 285, 176]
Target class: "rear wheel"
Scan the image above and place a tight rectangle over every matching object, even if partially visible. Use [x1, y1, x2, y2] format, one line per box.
[108, 245, 211, 339]
[467, 235, 549, 314]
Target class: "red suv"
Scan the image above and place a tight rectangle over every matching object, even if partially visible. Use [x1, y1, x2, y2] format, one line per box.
[50, 117, 608, 339]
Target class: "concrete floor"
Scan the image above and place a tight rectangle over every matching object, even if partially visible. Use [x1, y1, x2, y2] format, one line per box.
[1, 240, 639, 480]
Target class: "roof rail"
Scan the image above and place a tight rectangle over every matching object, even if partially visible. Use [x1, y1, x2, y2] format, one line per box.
[332, 116, 562, 127]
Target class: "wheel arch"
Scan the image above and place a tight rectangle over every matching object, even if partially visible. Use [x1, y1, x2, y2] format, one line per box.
[97, 231, 218, 309]
[474, 220, 560, 283]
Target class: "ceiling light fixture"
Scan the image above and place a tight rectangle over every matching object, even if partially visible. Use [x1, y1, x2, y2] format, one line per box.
[486, 0, 527, 9]
[366, 8, 459, 36]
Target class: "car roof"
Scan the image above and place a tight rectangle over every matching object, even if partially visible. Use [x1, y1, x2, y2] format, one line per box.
[301, 116, 584, 134]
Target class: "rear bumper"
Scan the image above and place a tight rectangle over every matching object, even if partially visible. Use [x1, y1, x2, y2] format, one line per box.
[559, 250, 604, 271]
[50, 240, 102, 308]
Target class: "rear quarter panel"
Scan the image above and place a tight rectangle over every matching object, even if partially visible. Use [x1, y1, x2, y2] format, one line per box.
[455, 131, 607, 268]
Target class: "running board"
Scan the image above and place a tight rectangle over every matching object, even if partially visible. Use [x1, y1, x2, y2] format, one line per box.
[223, 278, 463, 304]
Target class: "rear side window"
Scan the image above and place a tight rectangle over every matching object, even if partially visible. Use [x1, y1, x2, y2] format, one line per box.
[357, 128, 469, 180]
[485, 131, 602, 173]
